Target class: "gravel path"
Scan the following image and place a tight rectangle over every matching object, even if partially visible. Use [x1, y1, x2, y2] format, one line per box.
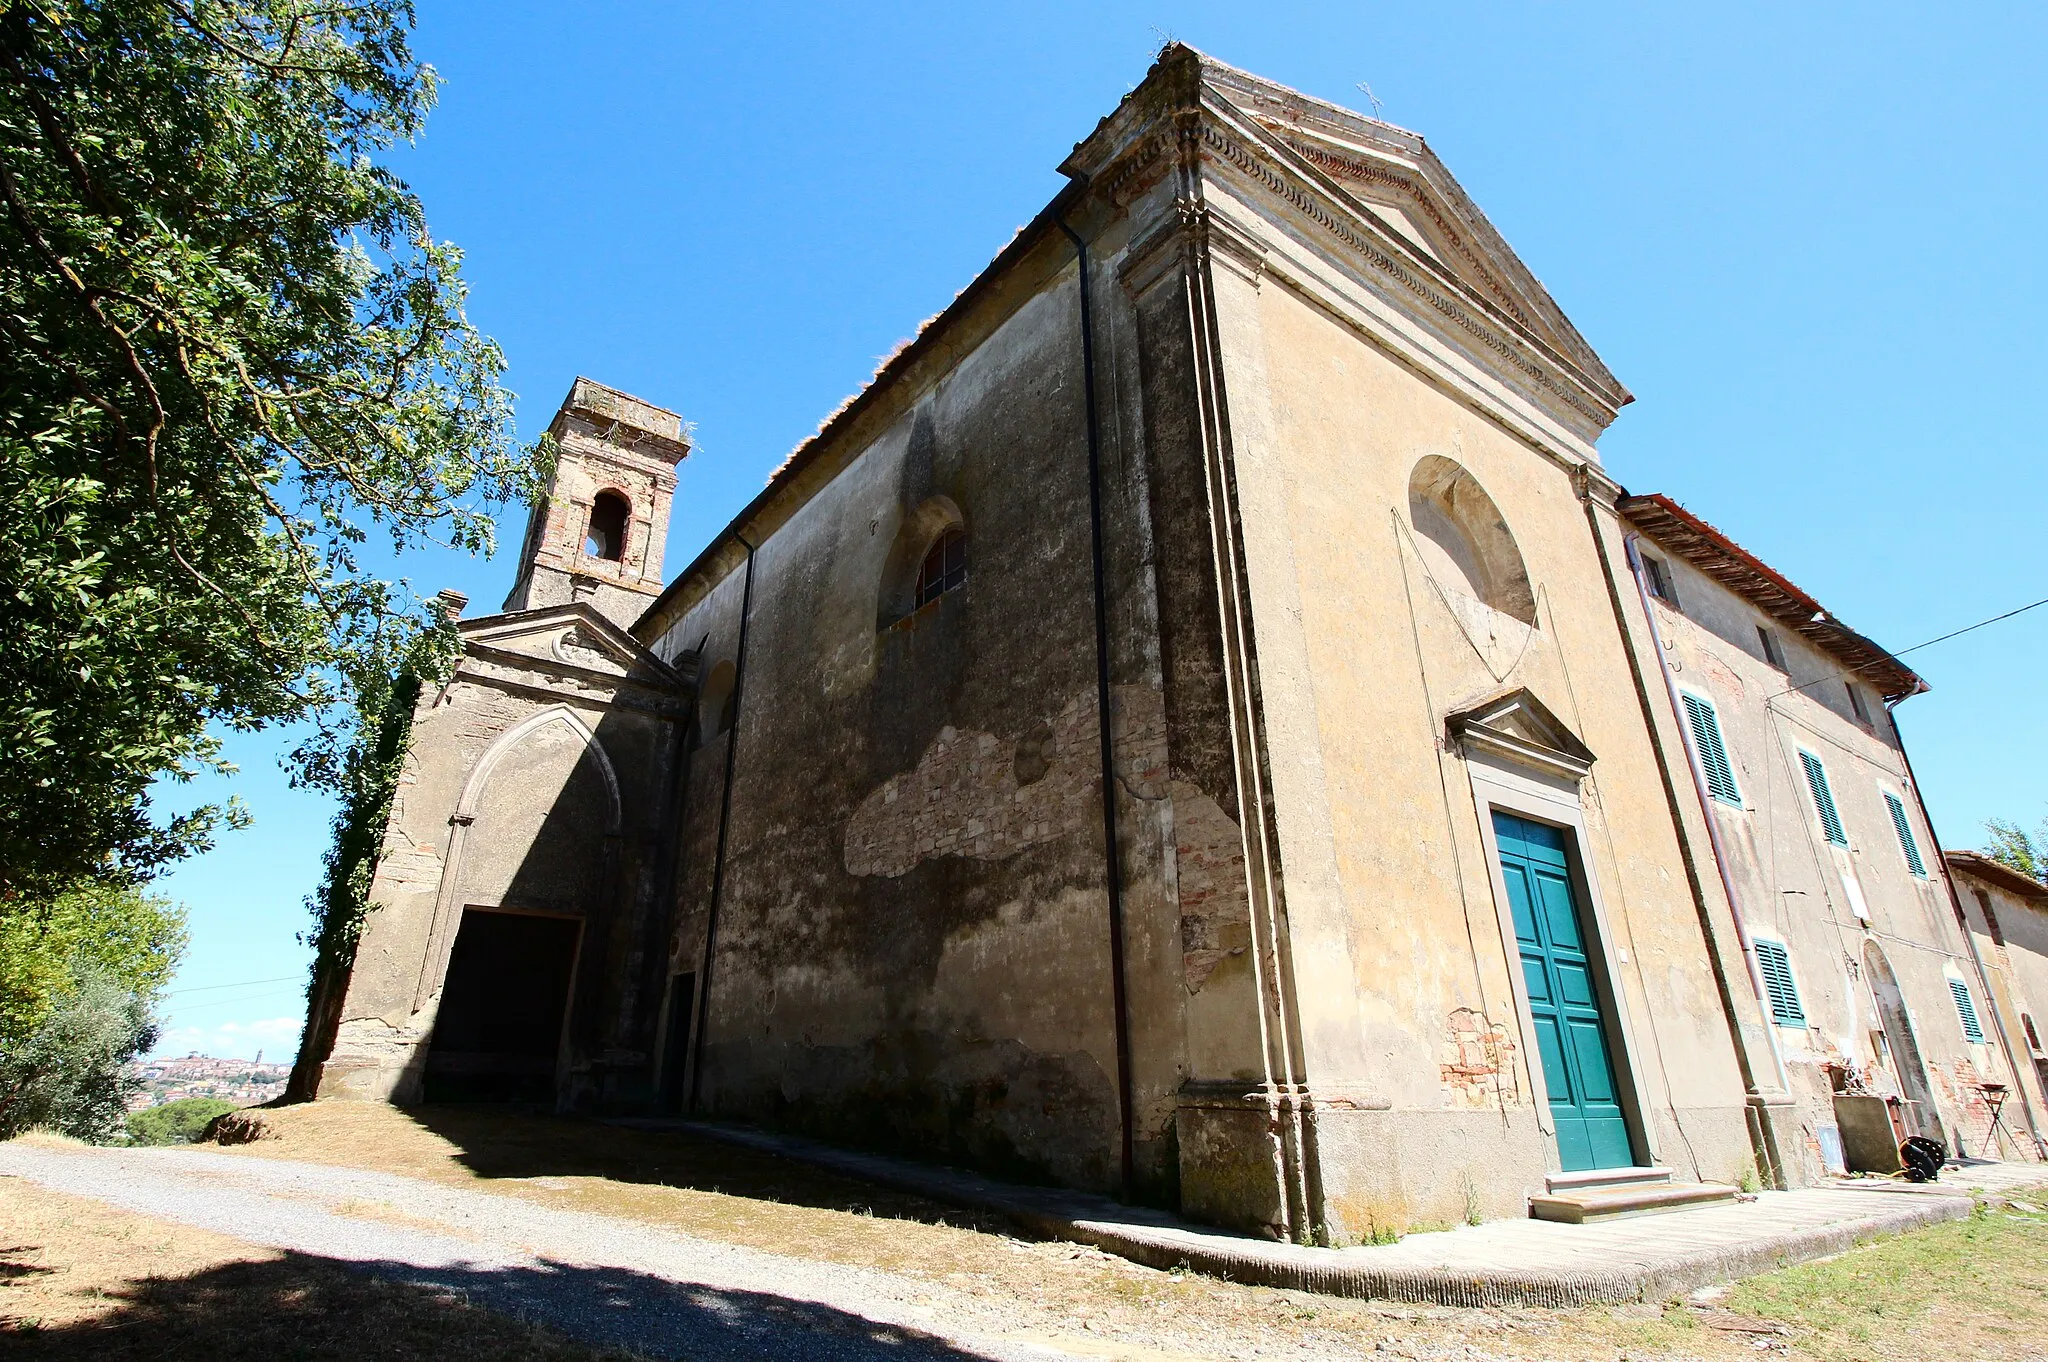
[0, 1142, 1111, 1361]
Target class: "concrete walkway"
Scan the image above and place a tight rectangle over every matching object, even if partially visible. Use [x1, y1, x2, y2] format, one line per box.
[626, 1120, 2028, 1307]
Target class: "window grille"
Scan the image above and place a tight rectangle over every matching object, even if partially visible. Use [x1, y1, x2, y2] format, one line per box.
[915, 528, 966, 607]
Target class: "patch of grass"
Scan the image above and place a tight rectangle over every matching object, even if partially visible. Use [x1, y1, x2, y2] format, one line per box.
[1723, 1187, 2048, 1361]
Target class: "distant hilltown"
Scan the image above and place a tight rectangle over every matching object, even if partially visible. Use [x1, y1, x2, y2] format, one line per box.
[129, 1053, 289, 1111]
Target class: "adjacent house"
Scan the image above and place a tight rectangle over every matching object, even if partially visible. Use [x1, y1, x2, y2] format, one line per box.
[1946, 851, 2048, 1156]
[1619, 497, 2046, 1172]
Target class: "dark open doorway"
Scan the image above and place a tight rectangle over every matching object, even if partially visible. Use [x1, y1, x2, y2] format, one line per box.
[424, 908, 580, 1103]
[1863, 941, 1942, 1143]
[657, 971, 697, 1115]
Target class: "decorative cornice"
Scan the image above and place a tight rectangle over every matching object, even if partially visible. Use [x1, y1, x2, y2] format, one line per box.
[1268, 130, 1537, 334]
[1447, 687, 1597, 782]
[1193, 120, 1615, 431]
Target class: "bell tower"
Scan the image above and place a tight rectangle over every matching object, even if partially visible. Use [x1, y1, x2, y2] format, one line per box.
[504, 378, 690, 629]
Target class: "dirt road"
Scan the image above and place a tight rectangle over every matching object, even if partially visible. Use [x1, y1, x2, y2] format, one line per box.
[0, 1140, 1145, 1361]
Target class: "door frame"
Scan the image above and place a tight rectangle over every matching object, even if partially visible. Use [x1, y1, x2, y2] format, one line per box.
[429, 902, 586, 1100]
[1468, 753, 1659, 1170]
[1862, 940, 1942, 1143]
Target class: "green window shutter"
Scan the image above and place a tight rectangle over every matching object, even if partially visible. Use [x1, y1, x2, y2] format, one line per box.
[1884, 792, 1927, 877]
[1681, 693, 1742, 806]
[1950, 978, 1986, 1043]
[1754, 939, 1805, 1027]
[1799, 751, 1848, 846]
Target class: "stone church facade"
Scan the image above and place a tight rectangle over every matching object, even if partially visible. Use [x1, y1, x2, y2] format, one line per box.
[300, 47, 2041, 1241]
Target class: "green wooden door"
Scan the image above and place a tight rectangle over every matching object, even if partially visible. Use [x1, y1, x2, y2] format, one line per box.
[1492, 810, 1635, 1171]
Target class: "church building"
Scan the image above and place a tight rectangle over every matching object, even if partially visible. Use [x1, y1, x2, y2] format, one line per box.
[299, 46, 2041, 1242]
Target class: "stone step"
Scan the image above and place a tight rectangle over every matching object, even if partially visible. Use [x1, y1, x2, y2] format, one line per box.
[1530, 1180, 1740, 1225]
[1544, 1165, 1674, 1195]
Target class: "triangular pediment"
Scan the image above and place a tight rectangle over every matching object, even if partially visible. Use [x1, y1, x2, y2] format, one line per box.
[1446, 687, 1595, 779]
[1064, 46, 1630, 426]
[1192, 58, 1626, 407]
[462, 603, 689, 690]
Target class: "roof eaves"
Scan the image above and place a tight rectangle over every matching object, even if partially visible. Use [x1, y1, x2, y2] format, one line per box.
[1618, 492, 1928, 703]
[630, 183, 1085, 642]
[1945, 850, 2048, 902]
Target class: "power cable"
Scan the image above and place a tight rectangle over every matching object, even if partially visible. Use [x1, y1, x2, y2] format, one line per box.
[1766, 593, 2048, 703]
[165, 975, 299, 996]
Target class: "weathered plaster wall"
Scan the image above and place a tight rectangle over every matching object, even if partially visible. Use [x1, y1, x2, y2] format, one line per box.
[319, 609, 688, 1109]
[1202, 192, 1758, 1237]
[1948, 865, 2048, 1150]
[647, 247, 1190, 1196]
[1637, 548, 2038, 1168]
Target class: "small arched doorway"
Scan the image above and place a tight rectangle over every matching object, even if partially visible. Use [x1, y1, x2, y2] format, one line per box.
[1864, 941, 1942, 1142]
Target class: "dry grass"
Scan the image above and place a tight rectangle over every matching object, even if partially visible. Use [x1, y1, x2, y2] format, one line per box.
[130, 1104, 2048, 1360]
[0, 1174, 643, 1359]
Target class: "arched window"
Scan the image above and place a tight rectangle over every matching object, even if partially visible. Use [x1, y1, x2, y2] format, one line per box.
[585, 491, 630, 562]
[1406, 456, 1536, 624]
[876, 496, 966, 629]
[915, 527, 966, 607]
[698, 660, 737, 741]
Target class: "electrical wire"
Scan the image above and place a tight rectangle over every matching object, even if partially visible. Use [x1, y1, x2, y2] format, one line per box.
[1767, 593, 2048, 702]
[165, 975, 299, 996]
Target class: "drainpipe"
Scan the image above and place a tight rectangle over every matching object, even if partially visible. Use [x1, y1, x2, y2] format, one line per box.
[1620, 532, 1794, 1102]
[688, 534, 757, 1113]
[1889, 704, 2048, 1161]
[1055, 208, 1137, 1200]
[647, 633, 705, 1111]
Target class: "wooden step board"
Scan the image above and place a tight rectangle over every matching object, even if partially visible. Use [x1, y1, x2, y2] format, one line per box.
[1530, 1178, 1740, 1224]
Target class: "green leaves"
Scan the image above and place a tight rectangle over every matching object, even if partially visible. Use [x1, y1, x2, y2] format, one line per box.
[1984, 817, 2046, 882]
[0, 881, 187, 1140]
[0, 1, 544, 899]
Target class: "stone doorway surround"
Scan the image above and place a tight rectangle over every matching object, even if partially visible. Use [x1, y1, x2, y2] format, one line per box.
[1448, 688, 1663, 1178]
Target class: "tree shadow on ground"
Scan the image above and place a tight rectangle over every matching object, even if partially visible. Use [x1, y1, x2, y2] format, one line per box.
[2, 1247, 1003, 1361]
[402, 1103, 1019, 1237]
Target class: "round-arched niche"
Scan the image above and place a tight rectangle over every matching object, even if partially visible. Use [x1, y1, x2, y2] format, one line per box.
[876, 495, 965, 630]
[1407, 455, 1537, 625]
[698, 659, 737, 741]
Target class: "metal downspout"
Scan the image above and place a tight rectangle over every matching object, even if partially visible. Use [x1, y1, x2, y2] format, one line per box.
[1890, 704, 2048, 1160]
[647, 634, 703, 1111]
[687, 534, 757, 1113]
[1054, 209, 1138, 1200]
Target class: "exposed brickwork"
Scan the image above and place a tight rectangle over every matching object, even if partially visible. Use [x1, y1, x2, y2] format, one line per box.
[1440, 1007, 1522, 1109]
[1170, 780, 1250, 994]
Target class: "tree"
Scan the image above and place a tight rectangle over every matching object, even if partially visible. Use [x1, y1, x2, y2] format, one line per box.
[1985, 815, 2047, 883]
[125, 1095, 237, 1145]
[0, 0, 546, 904]
[0, 882, 186, 1139]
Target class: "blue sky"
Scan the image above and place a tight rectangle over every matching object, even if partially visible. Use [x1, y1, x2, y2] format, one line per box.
[149, 1, 2048, 1058]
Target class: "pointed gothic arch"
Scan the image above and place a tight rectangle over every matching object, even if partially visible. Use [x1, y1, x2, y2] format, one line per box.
[456, 704, 622, 836]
